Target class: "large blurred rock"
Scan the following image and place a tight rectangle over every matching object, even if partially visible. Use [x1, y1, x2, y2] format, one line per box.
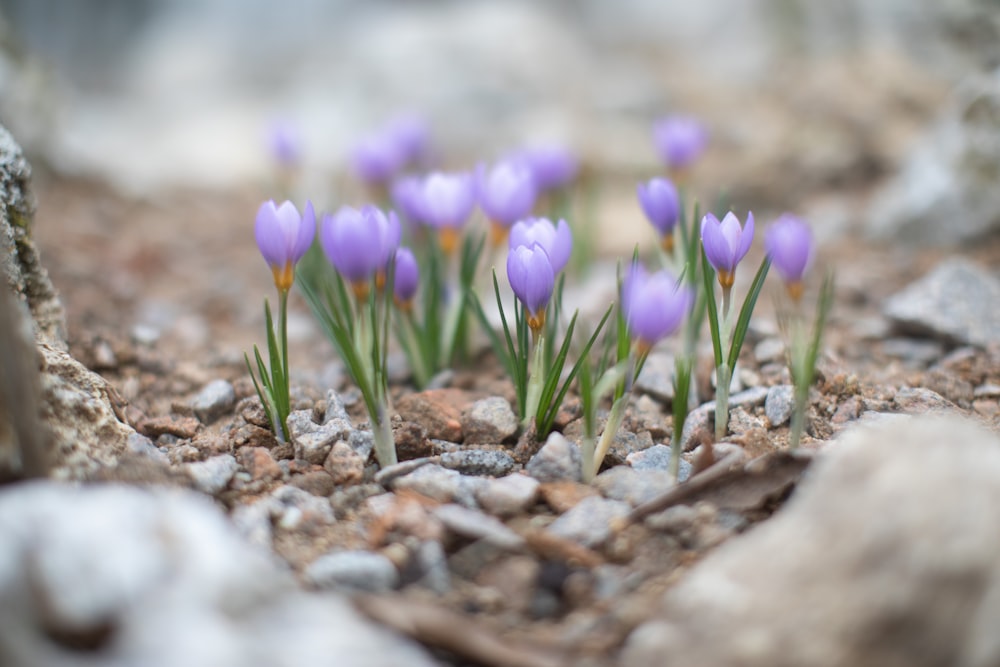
[0, 482, 435, 667]
[867, 70, 1000, 244]
[0, 124, 132, 479]
[623, 415, 1000, 667]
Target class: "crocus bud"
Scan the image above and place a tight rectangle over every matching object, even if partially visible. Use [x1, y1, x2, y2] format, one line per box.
[419, 171, 476, 254]
[653, 115, 708, 170]
[507, 244, 555, 334]
[255, 199, 316, 292]
[516, 143, 578, 191]
[476, 160, 537, 246]
[509, 217, 572, 275]
[320, 205, 399, 298]
[701, 211, 755, 289]
[622, 264, 693, 354]
[637, 177, 680, 253]
[393, 247, 420, 310]
[765, 214, 814, 301]
[351, 133, 405, 185]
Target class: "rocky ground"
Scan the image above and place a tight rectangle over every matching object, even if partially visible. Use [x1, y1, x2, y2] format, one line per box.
[2, 158, 996, 666]
[2, 5, 1000, 659]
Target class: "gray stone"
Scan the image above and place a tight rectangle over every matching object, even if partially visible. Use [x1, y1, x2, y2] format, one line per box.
[287, 408, 353, 465]
[412, 540, 451, 594]
[0, 482, 434, 667]
[433, 504, 526, 550]
[125, 432, 169, 466]
[624, 414, 1000, 667]
[0, 124, 64, 348]
[626, 444, 693, 482]
[190, 379, 236, 424]
[323, 389, 351, 424]
[185, 454, 239, 496]
[270, 484, 336, 531]
[439, 448, 516, 477]
[546, 495, 630, 548]
[867, 71, 1000, 245]
[474, 473, 540, 517]
[594, 466, 674, 507]
[893, 386, 957, 415]
[461, 396, 519, 444]
[765, 384, 795, 427]
[881, 337, 945, 365]
[679, 404, 713, 450]
[728, 385, 770, 410]
[304, 551, 399, 593]
[883, 258, 1000, 347]
[526, 432, 583, 482]
[390, 464, 484, 508]
[753, 337, 786, 365]
[634, 351, 675, 402]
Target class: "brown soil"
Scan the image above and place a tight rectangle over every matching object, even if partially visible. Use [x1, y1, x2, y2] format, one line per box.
[30, 173, 1000, 666]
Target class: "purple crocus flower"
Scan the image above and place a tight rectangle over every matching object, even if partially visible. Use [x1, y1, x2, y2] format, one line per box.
[637, 177, 680, 252]
[701, 211, 755, 288]
[509, 217, 572, 274]
[765, 213, 814, 300]
[320, 205, 400, 291]
[516, 143, 578, 191]
[507, 244, 555, 333]
[255, 199, 316, 292]
[418, 171, 476, 254]
[385, 113, 429, 165]
[392, 246, 420, 308]
[653, 115, 708, 170]
[477, 160, 537, 245]
[266, 119, 301, 167]
[351, 133, 405, 185]
[622, 264, 694, 352]
[391, 176, 425, 225]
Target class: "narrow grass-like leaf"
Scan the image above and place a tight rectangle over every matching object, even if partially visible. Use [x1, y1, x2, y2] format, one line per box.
[701, 245, 723, 368]
[727, 257, 771, 370]
[537, 303, 614, 437]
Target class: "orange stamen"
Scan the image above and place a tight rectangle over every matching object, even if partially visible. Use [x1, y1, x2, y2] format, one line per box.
[439, 228, 460, 256]
[490, 221, 509, 248]
[527, 310, 546, 335]
[717, 269, 735, 290]
[786, 281, 804, 302]
[660, 232, 675, 254]
[271, 262, 295, 293]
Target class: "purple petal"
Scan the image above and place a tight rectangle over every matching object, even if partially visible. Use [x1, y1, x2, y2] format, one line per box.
[507, 244, 554, 316]
[735, 211, 755, 264]
[393, 247, 420, 301]
[701, 214, 735, 273]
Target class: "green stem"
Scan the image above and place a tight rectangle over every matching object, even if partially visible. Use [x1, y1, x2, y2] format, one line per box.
[372, 405, 397, 467]
[401, 311, 431, 388]
[523, 334, 545, 428]
[789, 384, 808, 449]
[590, 393, 628, 480]
[714, 363, 731, 443]
[670, 355, 692, 483]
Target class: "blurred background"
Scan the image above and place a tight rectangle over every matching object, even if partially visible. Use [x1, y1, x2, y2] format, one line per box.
[0, 1, 995, 207]
[0, 0, 998, 360]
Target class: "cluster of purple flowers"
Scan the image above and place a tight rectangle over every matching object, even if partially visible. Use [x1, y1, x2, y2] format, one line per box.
[506, 218, 573, 333]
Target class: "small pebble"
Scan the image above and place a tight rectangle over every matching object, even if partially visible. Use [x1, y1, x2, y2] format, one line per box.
[304, 551, 399, 593]
[546, 496, 631, 548]
[190, 379, 236, 424]
[391, 464, 485, 508]
[185, 454, 239, 496]
[287, 408, 353, 465]
[594, 466, 674, 507]
[526, 432, 582, 483]
[433, 504, 525, 550]
[462, 396, 519, 444]
[439, 449, 516, 477]
[475, 474, 540, 517]
[765, 384, 795, 427]
[324, 441, 366, 486]
[634, 351, 675, 402]
[126, 433, 169, 466]
[753, 337, 786, 364]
